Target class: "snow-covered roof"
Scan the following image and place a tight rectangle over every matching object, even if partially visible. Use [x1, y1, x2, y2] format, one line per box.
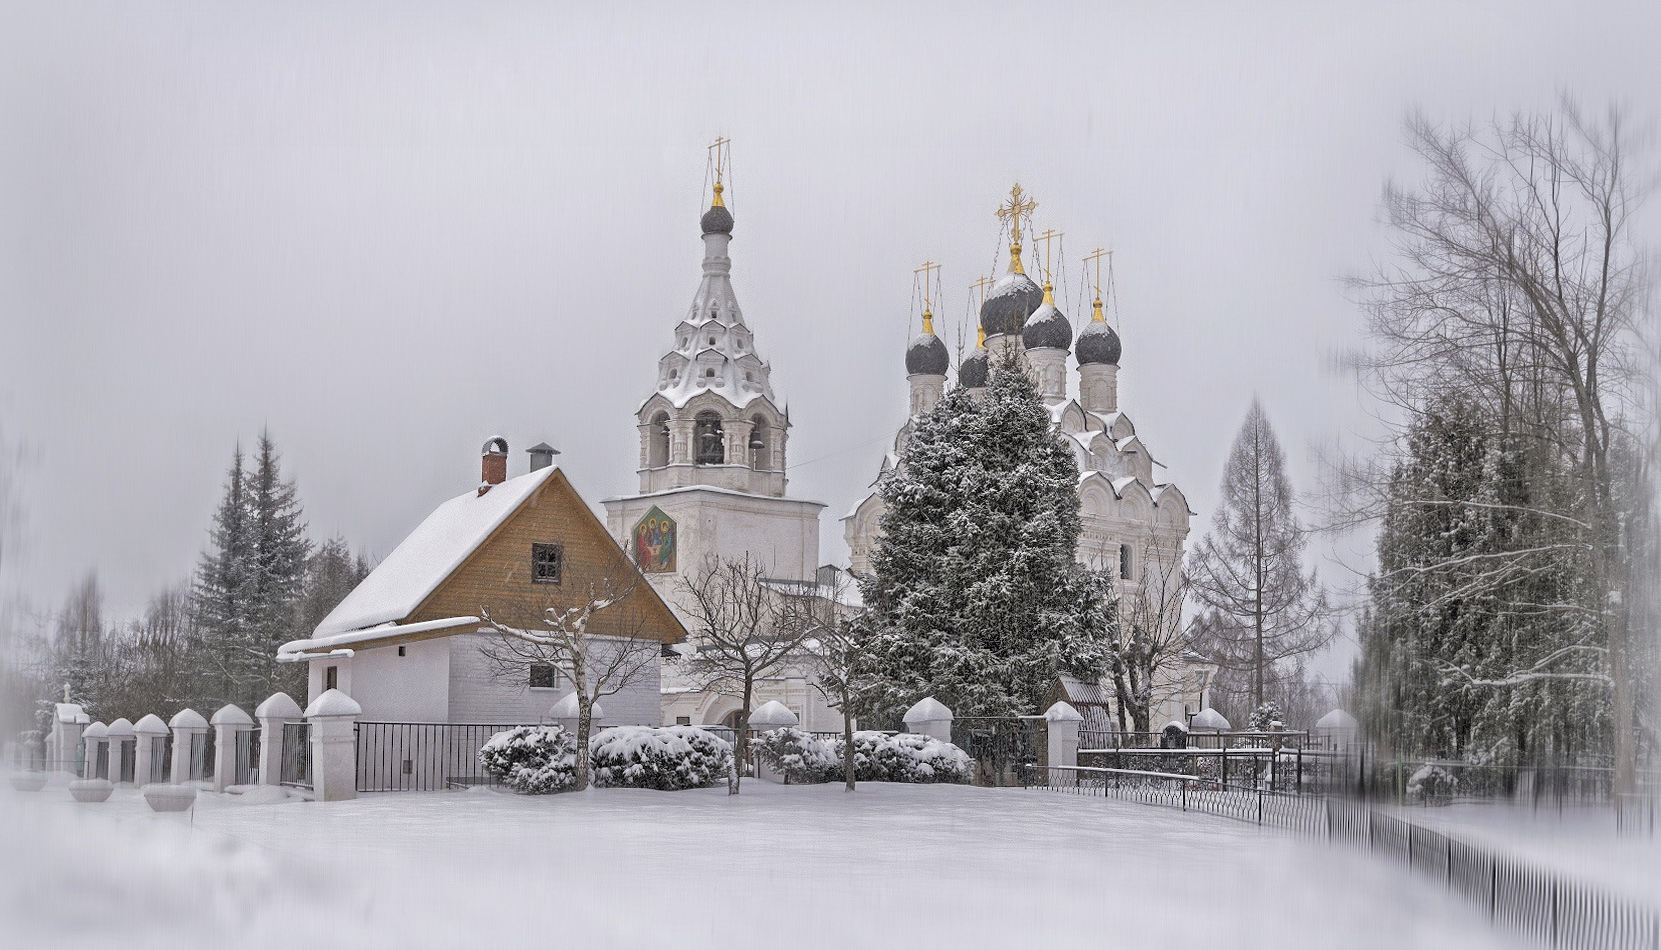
[280, 615, 482, 659]
[55, 702, 88, 724]
[1044, 701, 1084, 722]
[603, 483, 826, 509]
[312, 466, 556, 637]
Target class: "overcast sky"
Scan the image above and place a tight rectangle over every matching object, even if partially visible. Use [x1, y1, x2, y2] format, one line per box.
[3, 0, 1658, 673]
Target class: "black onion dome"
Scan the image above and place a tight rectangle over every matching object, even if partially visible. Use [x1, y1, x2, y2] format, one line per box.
[1076, 320, 1122, 366]
[905, 332, 950, 376]
[700, 203, 734, 235]
[1022, 300, 1072, 350]
[958, 349, 989, 388]
[978, 272, 1043, 337]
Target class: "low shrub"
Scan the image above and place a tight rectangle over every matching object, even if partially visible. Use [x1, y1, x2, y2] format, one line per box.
[1406, 764, 1459, 805]
[755, 727, 841, 784]
[478, 726, 577, 794]
[590, 726, 732, 791]
[832, 731, 970, 784]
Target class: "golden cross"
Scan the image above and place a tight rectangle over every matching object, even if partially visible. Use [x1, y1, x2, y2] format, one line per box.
[971, 275, 994, 309]
[913, 261, 941, 315]
[708, 137, 730, 185]
[1033, 229, 1064, 287]
[1083, 247, 1113, 321]
[995, 183, 1038, 234]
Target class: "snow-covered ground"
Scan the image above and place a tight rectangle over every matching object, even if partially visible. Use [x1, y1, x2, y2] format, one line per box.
[1390, 801, 1660, 904]
[2, 775, 1518, 950]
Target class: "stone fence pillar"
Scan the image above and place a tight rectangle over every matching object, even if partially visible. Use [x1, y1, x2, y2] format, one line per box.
[81, 722, 108, 779]
[133, 715, 170, 786]
[1044, 701, 1084, 786]
[747, 701, 800, 784]
[255, 692, 303, 787]
[106, 719, 136, 785]
[168, 709, 209, 785]
[305, 688, 361, 802]
[546, 692, 603, 737]
[211, 704, 255, 792]
[51, 703, 88, 775]
[903, 697, 953, 743]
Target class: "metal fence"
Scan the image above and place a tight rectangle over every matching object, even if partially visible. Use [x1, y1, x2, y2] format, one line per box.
[952, 717, 1041, 787]
[280, 722, 312, 789]
[355, 722, 530, 792]
[1021, 764, 1660, 950]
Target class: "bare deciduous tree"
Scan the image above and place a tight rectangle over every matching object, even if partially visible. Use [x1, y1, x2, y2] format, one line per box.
[480, 579, 659, 791]
[677, 555, 815, 794]
[1189, 400, 1333, 711]
[1348, 102, 1653, 793]
[803, 569, 876, 791]
[1103, 541, 1195, 734]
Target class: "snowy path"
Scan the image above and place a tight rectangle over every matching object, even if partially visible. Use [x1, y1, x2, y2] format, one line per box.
[2, 779, 1517, 949]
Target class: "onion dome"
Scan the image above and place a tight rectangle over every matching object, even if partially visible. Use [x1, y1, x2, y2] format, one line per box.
[958, 325, 989, 388]
[700, 182, 734, 235]
[1075, 295, 1122, 366]
[905, 311, 950, 376]
[979, 270, 1043, 337]
[1022, 282, 1072, 350]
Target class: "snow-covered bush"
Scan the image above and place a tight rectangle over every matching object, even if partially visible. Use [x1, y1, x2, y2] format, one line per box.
[1248, 702, 1285, 732]
[590, 726, 732, 791]
[834, 731, 970, 784]
[478, 726, 577, 794]
[1160, 721, 1189, 749]
[1406, 764, 1459, 805]
[754, 727, 840, 784]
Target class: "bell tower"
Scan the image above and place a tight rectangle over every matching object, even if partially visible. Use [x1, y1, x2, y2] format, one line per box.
[605, 142, 825, 596]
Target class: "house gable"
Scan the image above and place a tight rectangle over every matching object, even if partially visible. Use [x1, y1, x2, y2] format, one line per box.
[408, 469, 686, 643]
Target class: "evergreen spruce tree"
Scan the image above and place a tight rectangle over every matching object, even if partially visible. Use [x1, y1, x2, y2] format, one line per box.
[247, 431, 311, 700]
[192, 443, 255, 709]
[860, 351, 1112, 721]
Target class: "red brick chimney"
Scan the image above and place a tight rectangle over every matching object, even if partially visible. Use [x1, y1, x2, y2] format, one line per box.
[479, 437, 508, 495]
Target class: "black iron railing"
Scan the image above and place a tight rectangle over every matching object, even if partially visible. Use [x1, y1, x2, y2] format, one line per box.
[1021, 764, 1660, 950]
[355, 722, 532, 792]
[280, 722, 312, 789]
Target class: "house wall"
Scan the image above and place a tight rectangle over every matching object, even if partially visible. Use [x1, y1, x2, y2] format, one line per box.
[446, 631, 661, 726]
[306, 640, 451, 720]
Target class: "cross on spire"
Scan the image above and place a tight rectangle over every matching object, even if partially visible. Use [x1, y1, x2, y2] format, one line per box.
[708, 136, 731, 206]
[1034, 228, 1064, 299]
[995, 183, 1038, 274]
[1084, 247, 1113, 322]
[914, 260, 941, 334]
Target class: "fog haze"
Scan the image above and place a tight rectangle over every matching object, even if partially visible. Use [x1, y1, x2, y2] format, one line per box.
[3, 0, 1657, 648]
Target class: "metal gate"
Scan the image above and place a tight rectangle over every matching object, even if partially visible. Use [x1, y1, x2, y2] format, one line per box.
[355, 722, 528, 792]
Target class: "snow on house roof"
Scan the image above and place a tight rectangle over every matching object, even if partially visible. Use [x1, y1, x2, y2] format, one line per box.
[311, 466, 557, 638]
[279, 615, 482, 659]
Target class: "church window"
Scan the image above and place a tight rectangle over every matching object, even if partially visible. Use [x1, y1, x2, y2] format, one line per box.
[708, 335, 716, 345]
[528, 663, 558, 690]
[648, 413, 670, 467]
[1119, 544, 1134, 581]
[325, 666, 338, 691]
[705, 368, 716, 378]
[695, 412, 725, 465]
[749, 416, 770, 470]
[531, 543, 564, 585]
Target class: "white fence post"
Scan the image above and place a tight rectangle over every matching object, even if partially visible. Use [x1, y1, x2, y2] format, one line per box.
[168, 709, 208, 785]
[305, 689, 361, 802]
[255, 693, 303, 787]
[1044, 701, 1083, 786]
[210, 705, 255, 792]
[133, 715, 169, 786]
[80, 722, 108, 779]
[105, 719, 135, 785]
[51, 703, 88, 775]
[903, 697, 954, 743]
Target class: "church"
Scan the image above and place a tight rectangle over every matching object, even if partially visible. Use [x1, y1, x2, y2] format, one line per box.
[842, 185, 1212, 732]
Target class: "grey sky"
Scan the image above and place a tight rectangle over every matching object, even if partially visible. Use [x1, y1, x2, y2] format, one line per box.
[2, 0, 1657, 652]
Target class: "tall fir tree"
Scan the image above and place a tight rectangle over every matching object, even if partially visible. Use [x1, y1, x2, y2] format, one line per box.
[1353, 396, 1604, 766]
[192, 443, 255, 708]
[860, 351, 1112, 721]
[247, 431, 311, 700]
